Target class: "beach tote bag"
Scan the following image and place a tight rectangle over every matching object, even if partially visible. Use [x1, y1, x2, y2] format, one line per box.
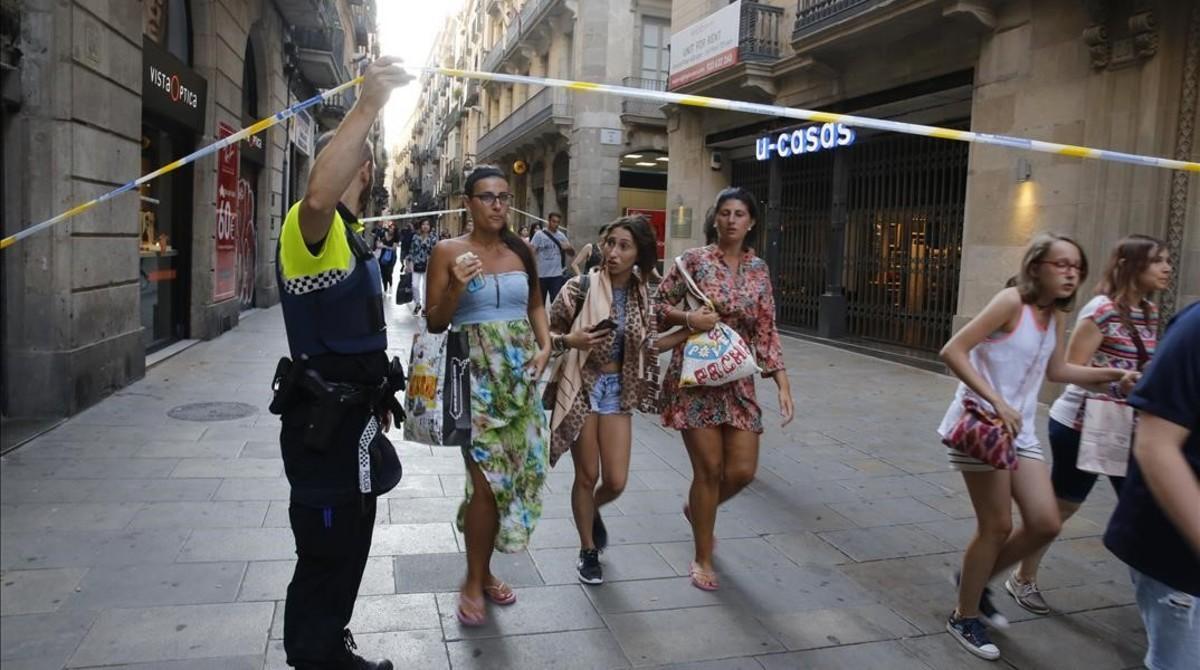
[1076, 308, 1150, 477]
[404, 330, 472, 446]
[1076, 398, 1135, 477]
[672, 257, 759, 388]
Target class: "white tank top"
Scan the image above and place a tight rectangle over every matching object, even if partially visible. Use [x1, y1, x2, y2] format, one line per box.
[938, 304, 1057, 450]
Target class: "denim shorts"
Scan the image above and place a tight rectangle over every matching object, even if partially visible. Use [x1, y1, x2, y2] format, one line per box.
[1048, 418, 1124, 503]
[1130, 567, 1199, 670]
[589, 373, 626, 415]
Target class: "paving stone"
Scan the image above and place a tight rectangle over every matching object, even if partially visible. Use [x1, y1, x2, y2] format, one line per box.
[13, 441, 143, 460]
[1, 529, 190, 570]
[135, 440, 246, 459]
[611, 490, 689, 515]
[528, 517, 590, 550]
[1, 458, 74, 480]
[755, 604, 920, 651]
[370, 523, 460, 556]
[818, 525, 953, 562]
[72, 656, 265, 670]
[584, 576, 723, 614]
[128, 501, 269, 529]
[0, 480, 104, 504]
[87, 478, 221, 503]
[0, 568, 88, 615]
[388, 496, 463, 523]
[607, 605, 783, 666]
[349, 593, 441, 633]
[400, 454, 472, 475]
[913, 493, 977, 519]
[393, 551, 543, 593]
[379, 474, 444, 499]
[436, 584, 604, 641]
[837, 474, 951, 500]
[602, 513, 696, 546]
[631, 468, 692, 493]
[651, 538, 800, 576]
[170, 458, 283, 479]
[177, 528, 296, 562]
[756, 640, 933, 670]
[761, 533, 851, 567]
[68, 602, 273, 667]
[263, 631, 448, 670]
[720, 562, 881, 615]
[722, 500, 857, 535]
[992, 612, 1146, 670]
[51, 458, 182, 479]
[212, 477, 291, 501]
[447, 629, 630, 669]
[898, 633, 1016, 670]
[827, 497, 949, 527]
[1, 502, 143, 531]
[0, 609, 99, 669]
[650, 659, 766, 670]
[63, 562, 244, 609]
[238, 556, 393, 602]
[531, 544, 678, 585]
[238, 441, 280, 459]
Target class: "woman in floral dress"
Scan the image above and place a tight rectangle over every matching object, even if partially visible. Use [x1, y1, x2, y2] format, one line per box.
[424, 166, 551, 626]
[655, 187, 794, 591]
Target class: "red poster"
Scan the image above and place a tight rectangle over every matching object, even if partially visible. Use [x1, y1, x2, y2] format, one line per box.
[214, 122, 239, 301]
[626, 208, 667, 260]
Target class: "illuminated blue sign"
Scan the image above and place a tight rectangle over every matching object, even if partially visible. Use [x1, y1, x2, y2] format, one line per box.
[756, 123, 856, 161]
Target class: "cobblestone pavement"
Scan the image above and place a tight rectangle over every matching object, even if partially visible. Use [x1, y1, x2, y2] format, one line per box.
[1, 300, 1146, 669]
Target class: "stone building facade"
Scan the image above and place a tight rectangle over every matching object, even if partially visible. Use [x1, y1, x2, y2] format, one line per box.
[397, 0, 674, 248]
[666, 0, 1198, 360]
[1, 0, 380, 421]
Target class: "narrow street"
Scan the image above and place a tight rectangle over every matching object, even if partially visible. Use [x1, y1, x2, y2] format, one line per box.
[1, 299, 1145, 669]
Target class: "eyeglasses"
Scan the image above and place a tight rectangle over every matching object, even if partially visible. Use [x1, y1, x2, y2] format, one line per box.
[470, 192, 514, 206]
[1039, 259, 1084, 273]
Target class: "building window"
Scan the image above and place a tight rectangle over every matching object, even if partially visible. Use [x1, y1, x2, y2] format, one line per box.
[640, 17, 670, 83]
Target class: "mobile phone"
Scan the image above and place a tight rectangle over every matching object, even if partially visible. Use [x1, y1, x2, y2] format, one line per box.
[588, 318, 617, 333]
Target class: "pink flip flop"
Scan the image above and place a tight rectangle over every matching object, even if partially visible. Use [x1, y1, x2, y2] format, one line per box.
[483, 579, 517, 606]
[456, 594, 486, 627]
[689, 562, 720, 591]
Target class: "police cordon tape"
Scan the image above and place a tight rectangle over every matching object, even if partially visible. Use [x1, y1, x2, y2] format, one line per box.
[431, 67, 1200, 173]
[4, 65, 1198, 252]
[0, 75, 363, 251]
[358, 207, 545, 224]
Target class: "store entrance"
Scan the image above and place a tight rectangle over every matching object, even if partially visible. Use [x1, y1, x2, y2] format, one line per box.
[139, 124, 194, 352]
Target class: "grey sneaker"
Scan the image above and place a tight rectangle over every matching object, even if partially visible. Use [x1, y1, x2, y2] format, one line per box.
[1005, 572, 1050, 615]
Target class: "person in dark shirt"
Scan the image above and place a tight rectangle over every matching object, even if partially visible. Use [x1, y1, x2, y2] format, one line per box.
[1104, 300, 1200, 670]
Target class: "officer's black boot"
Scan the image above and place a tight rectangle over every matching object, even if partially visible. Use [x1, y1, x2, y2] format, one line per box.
[339, 629, 393, 670]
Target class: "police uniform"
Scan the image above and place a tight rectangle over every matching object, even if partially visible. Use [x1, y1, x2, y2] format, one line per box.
[275, 201, 398, 670]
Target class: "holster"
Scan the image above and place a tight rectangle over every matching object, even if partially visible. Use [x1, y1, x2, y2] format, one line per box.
[268, 355, 307, 415]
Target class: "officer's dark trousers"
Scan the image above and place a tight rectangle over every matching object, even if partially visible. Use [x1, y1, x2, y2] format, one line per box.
[283, 496, 376, 667]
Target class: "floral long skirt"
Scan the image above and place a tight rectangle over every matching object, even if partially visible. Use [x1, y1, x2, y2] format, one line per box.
[455, 318, 549, 552]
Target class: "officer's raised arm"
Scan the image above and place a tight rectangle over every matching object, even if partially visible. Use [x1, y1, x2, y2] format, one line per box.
[298, 56, 411, 245]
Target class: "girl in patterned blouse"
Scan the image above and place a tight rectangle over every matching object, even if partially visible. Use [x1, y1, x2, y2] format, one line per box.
[1009, 235, 1171, 615]
[655, 187, 794, 592]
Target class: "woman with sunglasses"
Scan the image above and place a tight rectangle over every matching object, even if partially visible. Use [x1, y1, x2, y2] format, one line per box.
[424, 165, 551, 627]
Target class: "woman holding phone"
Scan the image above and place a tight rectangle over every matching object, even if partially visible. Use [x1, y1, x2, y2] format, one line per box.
[546, 216, 661, 585]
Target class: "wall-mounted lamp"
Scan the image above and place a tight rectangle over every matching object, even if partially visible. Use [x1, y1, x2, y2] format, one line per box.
[1015, 157, 1033, 183]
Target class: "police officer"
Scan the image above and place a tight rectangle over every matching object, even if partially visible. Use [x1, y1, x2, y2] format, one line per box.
[273, 56, 411, 670]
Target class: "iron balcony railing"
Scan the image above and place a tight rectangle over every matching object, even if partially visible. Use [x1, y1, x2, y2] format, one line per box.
[793, 0, 883, 40]
[740, 0, 785, 61]
[621, 77, 668, 119]
[480, 0, 560, 73]
[476, 86, 571, 160]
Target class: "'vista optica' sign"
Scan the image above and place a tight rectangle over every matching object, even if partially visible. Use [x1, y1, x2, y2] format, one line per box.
[756, 123, 856, 161]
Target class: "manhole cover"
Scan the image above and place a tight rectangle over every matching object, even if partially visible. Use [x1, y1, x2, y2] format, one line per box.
[167, 402, 259, 422]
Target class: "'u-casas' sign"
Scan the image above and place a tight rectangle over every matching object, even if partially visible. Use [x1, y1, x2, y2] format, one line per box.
[756, 123, 856, 161]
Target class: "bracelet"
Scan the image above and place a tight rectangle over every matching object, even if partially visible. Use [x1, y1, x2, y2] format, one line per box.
[684, 311, 693, 331]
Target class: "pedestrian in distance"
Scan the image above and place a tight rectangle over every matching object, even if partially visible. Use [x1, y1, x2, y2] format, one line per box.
[569, 225, 609, 277]
[546, 216, 662, 585]
[938, 233, 1140, 662]
[271, 55, 412, 670]
[376, 223, 398, 295]
[423, 165, 552, 627]
[531, 212, 574, 304]
[654, 187, 794, 592]
[406, 218, 437, 316]
[1103, 299, 1200, 670]
[1011, 235, 1171, 615]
